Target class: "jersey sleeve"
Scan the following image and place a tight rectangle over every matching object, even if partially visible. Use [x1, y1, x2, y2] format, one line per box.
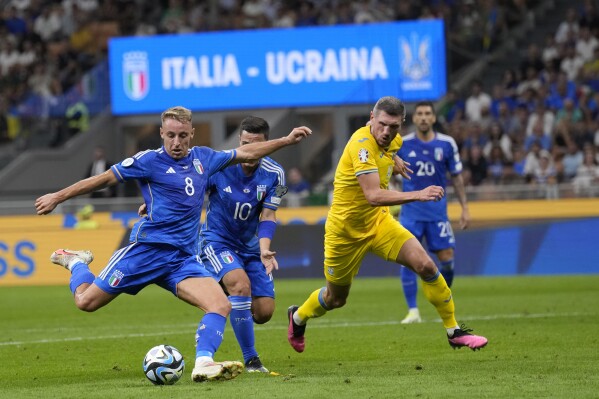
[347, 136, 378, 177]
[110, 150, 153, 182]
[201, 147, 236, 177]
[446, 137, 463, 175]
[263, 162, 287, 211]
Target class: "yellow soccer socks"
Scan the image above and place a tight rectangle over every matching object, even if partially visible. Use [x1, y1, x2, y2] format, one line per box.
[296, 287, 330, 323]
[421, 271, 458, 329]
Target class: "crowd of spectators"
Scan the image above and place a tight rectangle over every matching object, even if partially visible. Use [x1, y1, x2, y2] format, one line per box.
[430, 1, 599, 197]
[1, 0, 596, 198]
[0, 0, 534, 145]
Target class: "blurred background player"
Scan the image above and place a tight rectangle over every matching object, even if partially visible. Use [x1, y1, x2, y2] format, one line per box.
[35, 106, 311, 382]
[199, 116, 287, 374]
[74, 204, 98, 230]
[396, 101, 470, 324]
[287, 96, 486, 354]
[85, 146, 117, 198]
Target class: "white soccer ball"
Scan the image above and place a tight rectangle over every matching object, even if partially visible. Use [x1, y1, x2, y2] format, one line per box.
[142, 344, 185, 385]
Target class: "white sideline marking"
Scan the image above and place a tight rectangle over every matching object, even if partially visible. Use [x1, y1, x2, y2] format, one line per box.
[0, 312, 591, 347]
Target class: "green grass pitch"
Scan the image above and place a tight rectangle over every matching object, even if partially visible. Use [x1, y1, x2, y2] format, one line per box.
[1, 275, 598, 399]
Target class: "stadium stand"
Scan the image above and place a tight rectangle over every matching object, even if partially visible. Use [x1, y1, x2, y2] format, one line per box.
[0, 0, 597, 209]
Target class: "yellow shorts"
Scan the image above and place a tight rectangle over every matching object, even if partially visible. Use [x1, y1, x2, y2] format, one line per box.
[323, 213, 414, 286]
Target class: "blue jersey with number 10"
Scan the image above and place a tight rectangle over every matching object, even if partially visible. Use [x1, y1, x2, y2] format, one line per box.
[200, 157, 286, 254]
[398, 132, 462, 221]
[111, 146, 235, 255]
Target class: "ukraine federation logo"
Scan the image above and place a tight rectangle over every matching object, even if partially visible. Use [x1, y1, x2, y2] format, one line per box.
[123, 51, 149, 101]
[399, 33, 432, 90]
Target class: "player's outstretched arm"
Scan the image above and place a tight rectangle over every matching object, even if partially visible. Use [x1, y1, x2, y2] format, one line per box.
[357, 172, 444, 206]
[232, 126, 312, 164]
[35, 170, 119, 215]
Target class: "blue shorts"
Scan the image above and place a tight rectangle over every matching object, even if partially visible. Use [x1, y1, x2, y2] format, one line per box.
[199, 241, 275, 298]
[95, 242, 212, 296]
[399, 218, 455, 252]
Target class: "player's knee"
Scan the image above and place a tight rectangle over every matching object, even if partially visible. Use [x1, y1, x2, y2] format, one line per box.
[75, 297, 101, 312]
[225, 280, 251, 296]
[251, 301, 275, 324]
[327, 295, 347, 309]
[206, 297, 232, 316]
[413, 257, 437, 278]
[252, 312, 273, 324]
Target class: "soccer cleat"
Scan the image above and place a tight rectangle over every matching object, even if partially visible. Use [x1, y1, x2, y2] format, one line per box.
[400, 308, 422, 324]
[448, 324, 488, 350]
[287, 305, 306, 353]
[50, 249, 93, 271]
[245, 356, 269, 373]
[191, 360, 244, 382]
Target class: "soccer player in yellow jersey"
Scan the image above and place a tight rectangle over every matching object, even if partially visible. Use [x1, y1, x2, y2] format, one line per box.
[287, 96, 487, 352]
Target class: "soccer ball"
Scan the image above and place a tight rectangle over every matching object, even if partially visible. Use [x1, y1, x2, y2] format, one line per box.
[143, 344, 185, 385]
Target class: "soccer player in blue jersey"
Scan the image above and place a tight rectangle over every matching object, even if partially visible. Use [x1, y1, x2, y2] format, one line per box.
[198, 116, 286, 374]
[396, 101, 470, 324]
[34, 106, 311, 382]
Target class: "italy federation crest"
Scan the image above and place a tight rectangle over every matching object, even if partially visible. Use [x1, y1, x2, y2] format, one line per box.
[123, 51, 149, 100]
[108, 270, 124, 287]
[257, 185, 267, 201]
[193, 159, 204, 174]
[435, 147, 444, 161]
[220, 251, 234, 264]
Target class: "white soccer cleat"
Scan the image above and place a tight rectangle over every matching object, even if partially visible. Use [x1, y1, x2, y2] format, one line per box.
[401, 308, 422, 324]
[50, 249, 94, 271]
[191, 360, 244, 382]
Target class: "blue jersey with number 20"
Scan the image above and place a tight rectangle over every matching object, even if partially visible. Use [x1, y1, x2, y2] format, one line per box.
[398, 132, 462, 221]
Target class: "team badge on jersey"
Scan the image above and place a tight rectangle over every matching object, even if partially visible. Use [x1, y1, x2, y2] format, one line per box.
[193, 159, 204, 174]
[358, 148, 369, 162]
[220, 251, 234, 264]
[435, 148, 444, 161]
[108, 270, 124, 287]
[121, 158, 134, 167]
[257, 185, 267, 201]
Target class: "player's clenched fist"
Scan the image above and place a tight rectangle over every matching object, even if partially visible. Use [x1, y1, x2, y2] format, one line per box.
[418, 185, 445, 202]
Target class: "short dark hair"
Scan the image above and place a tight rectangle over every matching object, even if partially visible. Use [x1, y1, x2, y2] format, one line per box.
[414, 101, 436, 114]
[373, 96, 406, 120]
[239, 116, 270, 140]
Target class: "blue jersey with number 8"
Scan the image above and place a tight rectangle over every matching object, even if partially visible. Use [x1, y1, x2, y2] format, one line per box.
[111, 146, 235, 255]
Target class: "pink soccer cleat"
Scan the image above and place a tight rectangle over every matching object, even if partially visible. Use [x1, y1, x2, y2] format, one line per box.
[448, 324, 488, 350]
[287, 305, 306, 353]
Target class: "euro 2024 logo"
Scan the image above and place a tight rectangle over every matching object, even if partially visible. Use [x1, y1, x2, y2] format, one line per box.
[399, 33, 431, 82]
[123, 51, 149, 101]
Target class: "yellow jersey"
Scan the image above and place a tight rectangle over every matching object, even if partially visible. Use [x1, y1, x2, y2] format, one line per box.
[327, 125, 403, 238]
